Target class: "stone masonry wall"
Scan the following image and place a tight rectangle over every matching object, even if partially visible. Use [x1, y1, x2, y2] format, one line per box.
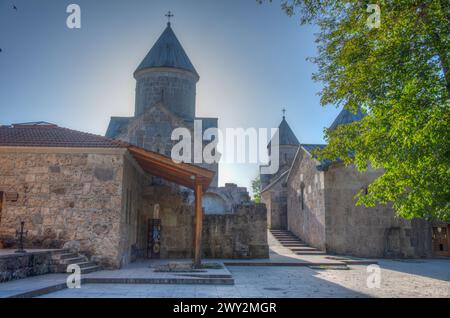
[287, 149, 326, 249]
[324, 163, 432, 258]
[199, 183, 250, 214]
[202, 204, 268, 258]
[0, 148, 127, 268]
[261, 191, 272, 229]
[134, 69, 197, 120]
[117, 154, 145, 266]
[117, 104, 219, 187]
[142, 183, 268, 259]
[261, 180, 288, 230]
[141, 182, 193, 259]
[0, 251, 56, 283]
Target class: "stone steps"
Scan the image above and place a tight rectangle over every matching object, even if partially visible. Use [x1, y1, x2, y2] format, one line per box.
[60, 256, 87, 265]
[289, 247, 316, 251]
[50, 249, 71, 255]
[289, 246, 318, 251]
[280, 243, 308, 247]
[53, 252, 79, 260]
[272, 236, 299, 240]
[51, 250, 101, 274]
[295, 251, 326, 255]
[81, 265, 102, 274]
[271, 230, 325, 255]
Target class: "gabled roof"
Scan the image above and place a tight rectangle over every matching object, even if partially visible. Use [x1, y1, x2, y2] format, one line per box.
[0, 123, 128, 148]
[135, 23, 198, 77]
[302, 144, 326, 154]
[329, 107, 365, 130]
[105, 117, 133, 139]
[268, 117, 300, 148]
[0, 123, 214, 191]
[261, 169, 289, 194]
[286, 144, 329, 183]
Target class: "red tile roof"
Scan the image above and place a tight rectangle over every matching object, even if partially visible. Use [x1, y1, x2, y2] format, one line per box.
[0, 123, 128, 148]
[0, 122, 215, 190]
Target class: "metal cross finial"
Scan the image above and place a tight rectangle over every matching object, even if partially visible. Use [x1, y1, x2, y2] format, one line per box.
[165, 11, 174, 25]
[282, 108, 286, 119]
[15, 221, 27, 254]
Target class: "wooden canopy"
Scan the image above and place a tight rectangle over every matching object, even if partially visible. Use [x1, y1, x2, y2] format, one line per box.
[128, 146, 214, 191]
[128, 145, 214, 268]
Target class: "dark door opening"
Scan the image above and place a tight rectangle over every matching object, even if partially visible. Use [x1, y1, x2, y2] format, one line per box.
[0, 192, 3, 225]
[432, 226, 450, 257]
[147, 219, 161, 259]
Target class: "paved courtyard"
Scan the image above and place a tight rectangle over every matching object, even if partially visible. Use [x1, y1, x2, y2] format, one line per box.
[1, 232, 449, 298]
[36, 259, 450, 298]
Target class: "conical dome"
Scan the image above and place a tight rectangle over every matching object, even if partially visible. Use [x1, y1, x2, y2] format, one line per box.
[329, 108, 365, 130]
[268, 117, 300, 147]
[134, 23, 198, 77]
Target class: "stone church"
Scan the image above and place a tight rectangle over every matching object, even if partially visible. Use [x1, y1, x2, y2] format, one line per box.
[0, 21, 268, 270]
[261, 109, 450, 258]
[106, 20, 219, 185]
[105, 20, 250, 214]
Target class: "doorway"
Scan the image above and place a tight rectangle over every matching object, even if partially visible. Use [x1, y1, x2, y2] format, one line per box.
[432, 226, 450, 257]
[147, 219, 161, 259]
[0, 192, 3, 225]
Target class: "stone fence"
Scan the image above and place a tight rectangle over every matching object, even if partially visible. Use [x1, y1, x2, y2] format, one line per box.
[202, 204, 269, 258]
[0, 250, 56, 283]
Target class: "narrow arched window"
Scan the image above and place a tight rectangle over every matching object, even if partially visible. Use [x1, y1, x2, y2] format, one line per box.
[0, 192, 3, 225]
[300, 182, 305, 210]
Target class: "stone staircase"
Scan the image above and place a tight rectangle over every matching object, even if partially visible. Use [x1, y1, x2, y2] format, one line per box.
[51, 249, 101, 274]
[270, 230, 326, 255]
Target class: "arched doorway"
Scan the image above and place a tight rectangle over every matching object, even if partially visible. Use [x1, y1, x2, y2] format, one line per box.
[202, 192, 227, 214]
[0, 191, 3, 226]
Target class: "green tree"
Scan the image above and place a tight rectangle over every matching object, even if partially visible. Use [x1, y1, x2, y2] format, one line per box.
[261, 0, 449, 220]
[251, 176, 262, 203]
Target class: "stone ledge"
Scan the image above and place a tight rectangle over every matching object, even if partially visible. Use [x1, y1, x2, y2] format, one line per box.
[0, 249, 67, 283]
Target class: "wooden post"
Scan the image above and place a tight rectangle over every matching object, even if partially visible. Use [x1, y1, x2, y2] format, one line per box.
[193, 181, 203, 268]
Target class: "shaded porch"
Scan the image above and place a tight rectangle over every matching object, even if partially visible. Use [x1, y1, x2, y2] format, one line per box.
[127, 146, 215, 268]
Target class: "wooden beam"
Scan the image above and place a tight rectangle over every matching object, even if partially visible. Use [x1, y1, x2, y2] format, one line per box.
[127, 146, 214, 191]
[128, 146, 214, 180]
[193, 182, 203, 268]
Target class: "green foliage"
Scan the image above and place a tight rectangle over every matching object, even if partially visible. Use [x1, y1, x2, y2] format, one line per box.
[251, 176, 262, 203]
[262, 0, 450, 221]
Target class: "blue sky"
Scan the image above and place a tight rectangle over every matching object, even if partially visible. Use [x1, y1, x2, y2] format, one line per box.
[0, 0, 341, 191]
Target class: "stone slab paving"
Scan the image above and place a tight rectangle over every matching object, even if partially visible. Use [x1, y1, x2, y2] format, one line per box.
[0, 273, 68, 298]
[87, 259, 232, 278]
[82, 260, 234, 284]
[2, 231, 449, 298]
[38, 260, 450, 298]
[0, 260, 233, 298]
